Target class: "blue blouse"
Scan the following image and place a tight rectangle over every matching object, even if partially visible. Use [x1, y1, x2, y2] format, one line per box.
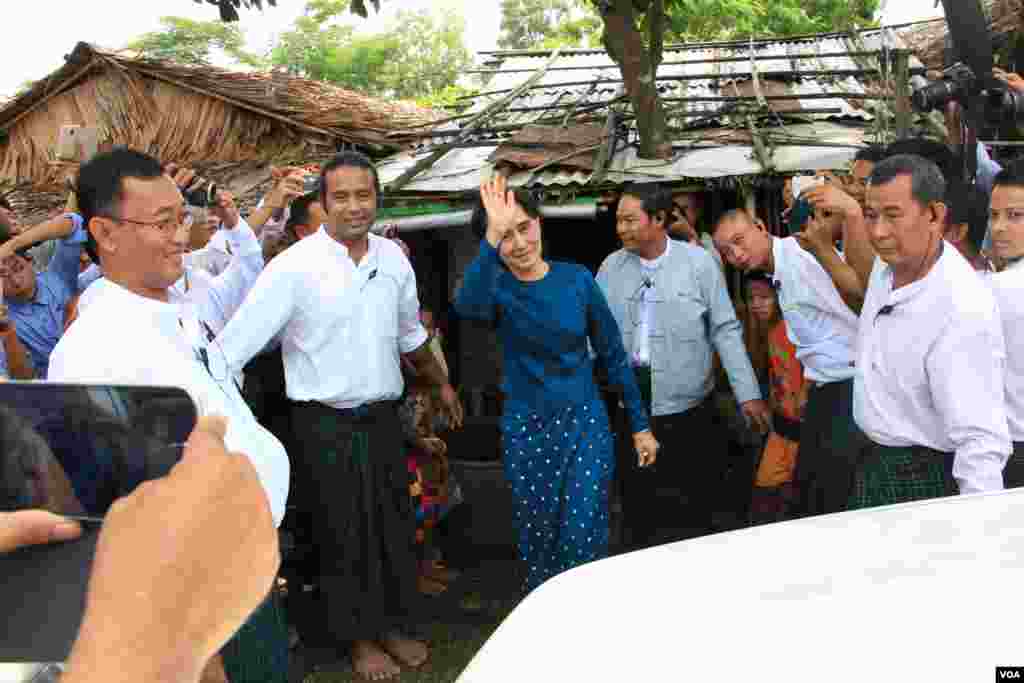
[455, 241, 649, 434]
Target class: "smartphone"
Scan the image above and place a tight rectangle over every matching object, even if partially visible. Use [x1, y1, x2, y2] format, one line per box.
[55, 126, 98, 164]
[0, 383, 197, 663]
[303, 174, 320, 194]
[789, 197, 815, 234]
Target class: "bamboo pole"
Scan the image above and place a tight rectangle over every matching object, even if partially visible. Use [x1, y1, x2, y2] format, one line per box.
[384, 48, 564, 193]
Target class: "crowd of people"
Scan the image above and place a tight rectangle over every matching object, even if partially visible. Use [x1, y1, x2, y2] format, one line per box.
[0, 81, 1021, 683]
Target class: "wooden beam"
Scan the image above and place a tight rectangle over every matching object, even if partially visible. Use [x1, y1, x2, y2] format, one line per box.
[590, 106, 621, 186]
[892, 50, 913, 139]
[385, 48, 563, 194]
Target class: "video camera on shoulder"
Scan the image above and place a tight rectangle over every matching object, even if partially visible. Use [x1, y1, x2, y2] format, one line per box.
[910, 0, 1024, 128]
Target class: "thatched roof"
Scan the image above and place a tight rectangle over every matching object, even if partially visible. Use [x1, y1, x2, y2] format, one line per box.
[898, 0, 1023, 69]
[0, 42, 439, 195]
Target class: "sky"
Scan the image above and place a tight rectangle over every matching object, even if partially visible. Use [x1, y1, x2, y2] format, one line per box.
[0, 0, 944, 99]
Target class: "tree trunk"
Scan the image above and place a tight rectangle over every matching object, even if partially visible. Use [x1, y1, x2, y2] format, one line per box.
[600, 0, 671, 159]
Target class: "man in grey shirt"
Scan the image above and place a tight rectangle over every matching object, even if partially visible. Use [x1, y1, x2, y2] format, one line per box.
[597, 183, 768, 549]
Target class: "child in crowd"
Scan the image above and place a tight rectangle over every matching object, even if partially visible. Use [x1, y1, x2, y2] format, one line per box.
[743, 272, 807, 524]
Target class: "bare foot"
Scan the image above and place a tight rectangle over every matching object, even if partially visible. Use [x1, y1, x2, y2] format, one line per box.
[352, 639, 400, 681]
[380, 631, 429, 669]
[418, 574, 448, 596]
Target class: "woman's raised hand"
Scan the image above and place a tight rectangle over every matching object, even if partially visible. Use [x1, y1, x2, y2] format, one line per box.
[480, 174, 519, 248]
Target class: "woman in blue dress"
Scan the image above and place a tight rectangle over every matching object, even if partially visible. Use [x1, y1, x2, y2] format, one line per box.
[455, 175, 659, 592]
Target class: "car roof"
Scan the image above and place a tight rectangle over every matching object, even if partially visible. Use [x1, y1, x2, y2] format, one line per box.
[459, 489, 1024, 682]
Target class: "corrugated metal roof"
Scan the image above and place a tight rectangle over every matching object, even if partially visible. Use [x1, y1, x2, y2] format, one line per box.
[379, 29, 921, 194]
[379, 122, 869, 192]
[469, 28, 921, 130]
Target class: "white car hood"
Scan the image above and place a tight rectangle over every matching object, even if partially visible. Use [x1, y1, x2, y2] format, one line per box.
[459, 489, 1024, 682]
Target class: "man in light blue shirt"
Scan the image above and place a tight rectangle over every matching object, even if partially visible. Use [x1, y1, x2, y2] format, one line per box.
[598, 183, 768, 548]
[0, 213, 87, 378]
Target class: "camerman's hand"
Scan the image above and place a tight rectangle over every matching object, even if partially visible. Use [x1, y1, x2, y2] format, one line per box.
[62, 415, 279, 683]
[994, 68, 1024, 94]
[212, 190, 240, 230]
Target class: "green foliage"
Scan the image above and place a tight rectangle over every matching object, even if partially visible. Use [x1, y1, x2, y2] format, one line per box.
[270, 5, 472, 101]
[127, 16, 265, 67]
[499, 0, 603, 50]
[415, 84, 480, 110]
[380, 9, 473, 99]
[660, 0, 880, 42]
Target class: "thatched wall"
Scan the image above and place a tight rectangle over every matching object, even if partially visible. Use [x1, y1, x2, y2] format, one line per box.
[0, 69, 325, 192]
[0, 43, 440, 197]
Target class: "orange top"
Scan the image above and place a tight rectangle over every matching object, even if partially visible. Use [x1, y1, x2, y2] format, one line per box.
[767, 320, 805, 423]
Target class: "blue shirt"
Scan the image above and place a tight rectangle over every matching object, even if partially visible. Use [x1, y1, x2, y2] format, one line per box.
[8, 224, 87, 378]
[455, 241, 649, 434]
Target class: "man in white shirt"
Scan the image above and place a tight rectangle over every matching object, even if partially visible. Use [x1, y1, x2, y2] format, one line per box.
[712, 188, 875, 518]
[215, 151, 462, 681]
[48, 148, 291, 681]
[987, 162, 1024, 487]
[852, 154, 1011, 507]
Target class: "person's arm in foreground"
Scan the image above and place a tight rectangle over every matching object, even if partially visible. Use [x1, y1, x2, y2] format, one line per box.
[61, 415, 279, 683]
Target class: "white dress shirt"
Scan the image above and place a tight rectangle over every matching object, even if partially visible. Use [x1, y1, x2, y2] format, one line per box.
[186, 230, 232, 278]
[632, 240, 671, 367]
[49, 279, 290, 526]
[216, 229, 428, 410]
[988, 261, 1024, 442]
[771, 236, 859, 384]
[78, 218, 264, 337]
[853, 244, 1011, 495]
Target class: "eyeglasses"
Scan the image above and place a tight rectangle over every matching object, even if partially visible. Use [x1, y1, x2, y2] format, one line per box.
[105, 209, 195, 235]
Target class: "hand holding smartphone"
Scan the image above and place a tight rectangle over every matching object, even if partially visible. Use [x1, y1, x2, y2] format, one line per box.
[0, 383, 197, 662]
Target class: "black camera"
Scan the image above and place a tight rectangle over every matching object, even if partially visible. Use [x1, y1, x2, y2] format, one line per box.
[910, 0, 1024, 130]
[911, 64, 1024, 127]
[182, 180, 218, 208]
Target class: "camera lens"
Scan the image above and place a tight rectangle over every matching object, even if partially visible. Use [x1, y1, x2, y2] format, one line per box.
[911, 79, 958, 112]
[989, 87, 1024, 128]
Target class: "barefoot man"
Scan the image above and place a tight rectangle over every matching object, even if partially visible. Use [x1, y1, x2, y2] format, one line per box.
[215, 151, 463, 680]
